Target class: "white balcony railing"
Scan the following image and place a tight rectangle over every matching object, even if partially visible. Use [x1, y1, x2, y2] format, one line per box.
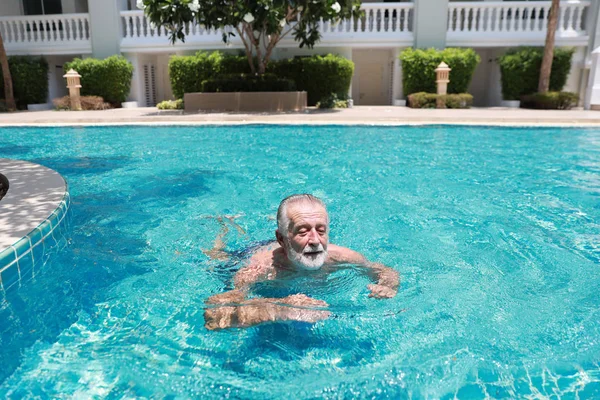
[120, 3, 414, 51]
[447, 0, 591, 46]
[0, 13, 92, 55]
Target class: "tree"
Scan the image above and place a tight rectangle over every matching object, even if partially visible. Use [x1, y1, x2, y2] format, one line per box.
[0, 31, 16, 111]
[538, 0, 560, 93]
[139, 0, 362, 74]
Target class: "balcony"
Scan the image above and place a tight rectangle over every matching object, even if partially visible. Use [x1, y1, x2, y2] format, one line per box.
[447, 0, 591, 46]
[120, 3, 415, 52]
[0, 14, 91, 55]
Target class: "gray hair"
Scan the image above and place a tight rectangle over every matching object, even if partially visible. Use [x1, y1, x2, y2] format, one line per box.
[276, 194, 328, 236]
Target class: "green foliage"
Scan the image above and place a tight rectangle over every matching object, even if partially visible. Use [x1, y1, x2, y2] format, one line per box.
[316, 93, 348, 109]
[53, 95, 112, 111]
[201, 73, 296, 92]
[399, 48, 480, 96]
[498, 47, 574, 100]
[220, 54, 253, 75]
[271, 54, 354, 106]
[168, 52, 353, 105]
[157, 99, 184, 110]
[169, 52, 224, 99]
[520, 91, 578, 110]
[64, 56, 133, 105]
[407, 92, 473, 109]
[407, 92, 437, 108]
[441, 93, 473, 109]
[0, 56, 49, 108]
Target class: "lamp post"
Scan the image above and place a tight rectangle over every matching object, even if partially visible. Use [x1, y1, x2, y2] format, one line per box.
[63, 69, 82, 111]
[435, 62, 451, 109]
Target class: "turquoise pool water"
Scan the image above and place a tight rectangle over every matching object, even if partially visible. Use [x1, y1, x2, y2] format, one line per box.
[0, 124, 599, 398]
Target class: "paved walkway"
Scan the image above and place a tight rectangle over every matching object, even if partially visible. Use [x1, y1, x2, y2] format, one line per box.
[0, 106, 599, 126]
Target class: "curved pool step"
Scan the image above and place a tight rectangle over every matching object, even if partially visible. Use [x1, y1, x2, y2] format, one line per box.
[0, 159, 70, 293]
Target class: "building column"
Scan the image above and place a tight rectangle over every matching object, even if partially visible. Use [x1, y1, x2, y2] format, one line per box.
[87, 0, 127, 58]
[584, 0, 600, 110]
[413, 0, 449, 49]
[391, 48, 403, 102]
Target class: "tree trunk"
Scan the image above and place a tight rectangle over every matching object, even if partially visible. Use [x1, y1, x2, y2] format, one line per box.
[0, 30, 16, 111]
[538, 0, 560, 93]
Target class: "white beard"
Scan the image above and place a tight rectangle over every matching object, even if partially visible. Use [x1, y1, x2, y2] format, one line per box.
[286, 241, 328, 271]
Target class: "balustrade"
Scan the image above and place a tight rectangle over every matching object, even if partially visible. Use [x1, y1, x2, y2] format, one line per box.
[448, 1, 590, 36]
[0, 14, 90, 48]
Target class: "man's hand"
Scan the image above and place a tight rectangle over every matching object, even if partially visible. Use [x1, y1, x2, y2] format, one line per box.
[367, 284, 397, 299]
[367, 263, 400, 299]
[204, 293, 330, 330]
[276, 294, 331, 323]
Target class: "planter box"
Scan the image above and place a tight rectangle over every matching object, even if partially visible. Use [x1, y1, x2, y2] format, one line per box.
[501, 100, 521, 108]
[27, 103, 52, 111]
[121, 101, 139, 108]
[184, 91, 307, 113]
[393, 99, 406, 107]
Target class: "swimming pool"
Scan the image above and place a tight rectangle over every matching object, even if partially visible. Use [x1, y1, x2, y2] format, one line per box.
[0, 124, 599, 398]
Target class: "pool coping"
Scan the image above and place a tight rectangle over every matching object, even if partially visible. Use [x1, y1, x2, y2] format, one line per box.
[0, 106, 600, 127]
[0, 159, 69, 291]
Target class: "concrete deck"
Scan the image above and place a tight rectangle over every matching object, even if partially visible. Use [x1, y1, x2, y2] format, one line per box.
[0, 106, 599, 126]
[0, 159, 66, 250]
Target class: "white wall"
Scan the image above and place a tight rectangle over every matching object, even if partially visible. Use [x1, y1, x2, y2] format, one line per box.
[46, 55, 80, 102]
[0, 0, 23, 16]
[468, 48, 505, 107]
[352, 49, 393, 105]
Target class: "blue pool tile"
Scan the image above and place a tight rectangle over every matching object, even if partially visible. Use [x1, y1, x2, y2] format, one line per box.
[16, 251, 34, 283]
[13, 237, 30, 258]
[39, 219, 52, 238]
[30, 241, 44, 273]
[0, 247, 16, 267]
[1, 263, 20, 291]
[28, 227, 43, 248]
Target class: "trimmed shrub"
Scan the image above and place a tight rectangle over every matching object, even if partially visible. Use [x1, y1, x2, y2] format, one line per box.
[270, 54, 354, 106]
[201, 73, 296, 92]
[407, 92, 473, 109]
[407, 92, 437, 108]
[169, 51, 224, 99]
[498, 47, 574, 100]
[400, 48, 480, 96]
[64, 56, 133, 105]
[442, 93, 473, 109]
[521, 91, 578, 110]
[157, 99, 184, 110]
[53, 95, 112, 111]
[316, 93, 349, 109]
[220, 54, 253, 75]
[0, 56, 49, 108]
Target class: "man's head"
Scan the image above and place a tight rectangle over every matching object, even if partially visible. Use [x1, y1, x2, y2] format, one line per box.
[276, 194, 329, 271]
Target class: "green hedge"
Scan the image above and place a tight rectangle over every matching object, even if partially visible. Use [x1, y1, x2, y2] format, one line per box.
[400, 48, 480, 96]
[64, 56, 133, 105]
[201, 73, 296, 92]
[498, 47, 574, 100]
[521, 91, 578, 110]
[0, 56, 49, 108]
[169, 52, 354, 106]
[407, 92, 473, 109]
[169, 52, 224, 99]
[270, 54, 354, 106]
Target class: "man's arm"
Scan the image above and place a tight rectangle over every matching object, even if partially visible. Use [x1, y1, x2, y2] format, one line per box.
[327, 244, 400, 299]
[204, 294, 330, 331]
[204, 249, 329, 330]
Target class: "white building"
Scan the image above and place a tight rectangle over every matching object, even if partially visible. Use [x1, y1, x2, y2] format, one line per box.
[1, 0, 599, 108]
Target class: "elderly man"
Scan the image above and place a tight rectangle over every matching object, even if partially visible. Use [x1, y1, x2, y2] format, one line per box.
[204, 194, 399, 330]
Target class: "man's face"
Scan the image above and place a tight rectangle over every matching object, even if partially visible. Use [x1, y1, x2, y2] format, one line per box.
[281, 202, 329, 270]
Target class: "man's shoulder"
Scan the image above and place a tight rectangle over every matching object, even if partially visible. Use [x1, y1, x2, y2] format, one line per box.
[326, 244, 367, 265]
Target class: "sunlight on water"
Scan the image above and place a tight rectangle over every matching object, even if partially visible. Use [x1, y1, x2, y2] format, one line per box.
[0, 125, 599, 398]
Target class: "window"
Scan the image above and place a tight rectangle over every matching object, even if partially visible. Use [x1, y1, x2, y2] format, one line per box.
[23, 0, 62, 15]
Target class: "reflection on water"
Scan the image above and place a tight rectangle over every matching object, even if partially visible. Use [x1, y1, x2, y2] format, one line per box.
[0, 125, 600, 398]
